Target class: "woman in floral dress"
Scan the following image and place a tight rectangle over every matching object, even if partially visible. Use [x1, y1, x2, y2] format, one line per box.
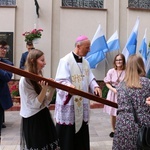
[103, 54, 126, 137]
[112, 54, 150, 149]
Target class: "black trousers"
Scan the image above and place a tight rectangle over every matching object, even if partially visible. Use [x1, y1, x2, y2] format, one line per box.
[0, 104, 4, 136]
[56, 121, 90, 150]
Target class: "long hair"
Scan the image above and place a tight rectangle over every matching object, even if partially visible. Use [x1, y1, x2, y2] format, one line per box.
[25, 49, 44, 94]
[124, 54, 146, 88]
[113, 53, 126, 70]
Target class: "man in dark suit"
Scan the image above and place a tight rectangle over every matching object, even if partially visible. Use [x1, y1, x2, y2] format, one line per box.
[19, 41, 35, 69]
[0, 40, 13, 139]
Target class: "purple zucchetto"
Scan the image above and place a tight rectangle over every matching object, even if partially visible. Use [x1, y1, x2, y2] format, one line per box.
[75, 35, 89, 42]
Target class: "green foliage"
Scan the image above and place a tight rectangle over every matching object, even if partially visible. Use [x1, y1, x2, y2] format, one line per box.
[9, 83, 20, 97]
[22, 28, 43, 42]
[51, 90, 56, 104]
[102, 85, 109, 99]
[11, 90, 20, 97]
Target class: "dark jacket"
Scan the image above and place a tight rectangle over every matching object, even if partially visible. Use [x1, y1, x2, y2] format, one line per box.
[19, 51, 28, 69]
[0, 58, 13, 110]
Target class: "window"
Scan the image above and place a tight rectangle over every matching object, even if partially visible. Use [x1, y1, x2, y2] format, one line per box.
[128, 0, 150, 9]
[0, 0, 16, 6]
[62, 0, 104, 9]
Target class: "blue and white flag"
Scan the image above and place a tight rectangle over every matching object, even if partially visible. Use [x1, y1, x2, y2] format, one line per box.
[86, 24, 108, 68]
[146, 50, 150, 77]
[107, 30, 120, 52]
[139, 29, 147, 67]
[122, 17, 139, 61]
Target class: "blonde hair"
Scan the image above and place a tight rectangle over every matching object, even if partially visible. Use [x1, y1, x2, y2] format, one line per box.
[124, 54, 146, 88]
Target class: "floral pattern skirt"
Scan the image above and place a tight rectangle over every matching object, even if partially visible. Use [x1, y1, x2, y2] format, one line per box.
[112, 113, 140, 150]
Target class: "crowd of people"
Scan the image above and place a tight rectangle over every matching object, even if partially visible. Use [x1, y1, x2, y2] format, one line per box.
[0, 35, 150, 149]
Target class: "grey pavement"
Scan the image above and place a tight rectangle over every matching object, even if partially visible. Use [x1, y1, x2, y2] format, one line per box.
[0, 108, 113, 150]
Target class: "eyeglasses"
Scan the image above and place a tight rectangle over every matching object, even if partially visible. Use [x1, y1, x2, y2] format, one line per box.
[115, 59, 123, 62]
[0, 47, 9, 51]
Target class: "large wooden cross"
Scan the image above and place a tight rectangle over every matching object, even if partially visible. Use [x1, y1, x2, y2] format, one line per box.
[0, 62, 118, 108]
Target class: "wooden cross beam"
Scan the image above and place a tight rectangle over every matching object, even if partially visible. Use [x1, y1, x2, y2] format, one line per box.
[0, 62, 118, 108]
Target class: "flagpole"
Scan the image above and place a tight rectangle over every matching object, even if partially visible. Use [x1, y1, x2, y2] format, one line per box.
[105, 54, 110, 67]
[139, 28, 147, 68]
